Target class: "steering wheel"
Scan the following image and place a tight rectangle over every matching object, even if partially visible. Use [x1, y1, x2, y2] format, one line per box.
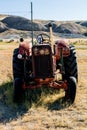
[37, 33, 50, 44]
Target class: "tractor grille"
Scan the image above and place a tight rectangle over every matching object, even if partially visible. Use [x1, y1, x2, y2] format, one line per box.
[32, 44, 53, 78]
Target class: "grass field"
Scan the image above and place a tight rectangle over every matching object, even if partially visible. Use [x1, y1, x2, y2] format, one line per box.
[0, 40, 87, 130]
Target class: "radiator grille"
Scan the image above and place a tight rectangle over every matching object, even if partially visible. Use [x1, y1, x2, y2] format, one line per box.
[32, 44, 53, 78]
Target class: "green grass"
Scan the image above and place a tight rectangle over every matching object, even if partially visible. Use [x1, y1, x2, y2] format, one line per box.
[72, 40, 87, 45]
[0, 81, 17, 108]
[0, 80, 67, 111]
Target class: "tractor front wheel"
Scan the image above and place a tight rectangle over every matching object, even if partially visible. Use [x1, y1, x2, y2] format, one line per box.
[65, 76, 76, 103]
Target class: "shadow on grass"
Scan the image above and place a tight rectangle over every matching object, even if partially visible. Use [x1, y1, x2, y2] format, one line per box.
[0, 81, 72, 123]
[47, 97, 72, 111]
[0, 81, 29, 124]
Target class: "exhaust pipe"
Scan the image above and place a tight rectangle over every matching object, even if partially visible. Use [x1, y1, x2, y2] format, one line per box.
[49, 23, 54, 53]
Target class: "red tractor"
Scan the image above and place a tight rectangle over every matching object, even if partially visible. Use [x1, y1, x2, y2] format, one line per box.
[13, 24, 78, 104]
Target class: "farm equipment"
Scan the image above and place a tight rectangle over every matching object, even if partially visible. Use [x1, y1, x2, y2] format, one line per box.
[13, 23, 78, 104]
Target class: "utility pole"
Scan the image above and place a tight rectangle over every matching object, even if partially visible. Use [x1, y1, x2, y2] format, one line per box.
[31, 2, 33, 45]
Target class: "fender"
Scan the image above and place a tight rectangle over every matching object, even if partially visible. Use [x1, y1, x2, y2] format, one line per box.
[55, 40, 70, 60]
[18, 42, 31, 59]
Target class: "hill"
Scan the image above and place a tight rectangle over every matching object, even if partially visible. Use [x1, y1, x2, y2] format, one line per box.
[0, 14, 87, 39]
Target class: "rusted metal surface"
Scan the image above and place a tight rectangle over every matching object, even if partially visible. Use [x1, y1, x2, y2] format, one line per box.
[55, 40, 70, 60]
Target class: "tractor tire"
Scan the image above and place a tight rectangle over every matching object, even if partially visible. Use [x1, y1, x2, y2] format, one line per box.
[13, 48, 24, 79]
[65, 76, 76, 103]
[63, 44, 78, 81]
[13, 78, 25, 103]
[13, 48, 24, 103]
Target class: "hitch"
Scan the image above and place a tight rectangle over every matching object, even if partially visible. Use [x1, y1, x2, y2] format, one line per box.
[49, 80, 68, 90]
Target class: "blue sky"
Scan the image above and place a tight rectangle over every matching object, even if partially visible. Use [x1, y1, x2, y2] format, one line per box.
[0, 0, 87, 21]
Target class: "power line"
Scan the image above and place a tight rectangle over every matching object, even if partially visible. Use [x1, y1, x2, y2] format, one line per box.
[0, 11, 31, 14]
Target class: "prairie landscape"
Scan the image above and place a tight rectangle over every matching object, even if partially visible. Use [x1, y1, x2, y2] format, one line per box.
[0, 39, 87, 130]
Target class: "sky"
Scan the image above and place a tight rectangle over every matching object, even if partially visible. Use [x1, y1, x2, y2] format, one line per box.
[0, 0, 87, 21]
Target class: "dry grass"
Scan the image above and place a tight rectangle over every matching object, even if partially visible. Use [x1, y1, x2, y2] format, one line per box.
[0, 40, 87, 130]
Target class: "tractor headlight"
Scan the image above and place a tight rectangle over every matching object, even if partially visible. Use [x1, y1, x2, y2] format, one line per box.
[40, 49, 45, 55]
[44, 48, 49, 55]
[33, 47, 50, 56]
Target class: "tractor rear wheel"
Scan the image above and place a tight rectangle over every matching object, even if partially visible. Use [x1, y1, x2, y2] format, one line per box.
[13, 48, 24, 79]
[65, 76, 76, 103]
[63, 44, 78, 81]
[13, 48, 24, 103]
[13, 78, 25, 103]
[62, 44, 78, 103]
